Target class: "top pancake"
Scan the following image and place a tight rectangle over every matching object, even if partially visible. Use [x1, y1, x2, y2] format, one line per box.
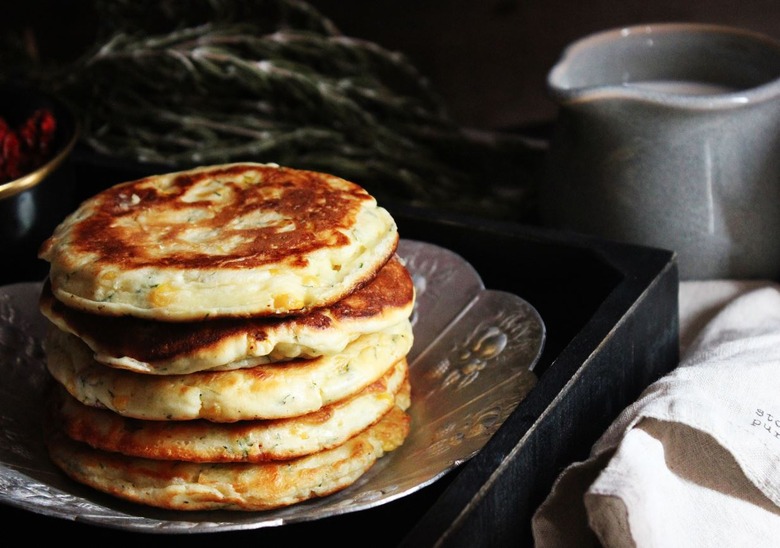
[38, 163, 399, 321]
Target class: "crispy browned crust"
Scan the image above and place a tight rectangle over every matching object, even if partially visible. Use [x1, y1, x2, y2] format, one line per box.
[41, 164, 375, 271]
[39, 257, 414, 369]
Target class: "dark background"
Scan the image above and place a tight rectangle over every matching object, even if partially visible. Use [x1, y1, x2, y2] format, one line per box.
[309, 0, 780, 130]
[4, 0, 779, 132]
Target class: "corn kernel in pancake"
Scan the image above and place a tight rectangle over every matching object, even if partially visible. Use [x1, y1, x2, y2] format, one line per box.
[38, 163, 398, 321]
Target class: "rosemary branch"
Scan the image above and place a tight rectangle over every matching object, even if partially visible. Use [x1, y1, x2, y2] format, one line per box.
[9, 0, 539, 216]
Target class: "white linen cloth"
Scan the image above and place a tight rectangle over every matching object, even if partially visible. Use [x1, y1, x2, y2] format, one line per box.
[532, 280, 780, 547]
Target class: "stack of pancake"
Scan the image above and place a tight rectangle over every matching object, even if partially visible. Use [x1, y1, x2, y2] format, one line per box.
[36, 162, 414, 511]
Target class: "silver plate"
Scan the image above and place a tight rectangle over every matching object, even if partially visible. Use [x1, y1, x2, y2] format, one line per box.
[0, 239, 544, 533]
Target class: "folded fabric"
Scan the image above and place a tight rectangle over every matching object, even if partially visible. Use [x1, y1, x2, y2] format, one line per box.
[532, 281, 780, 547]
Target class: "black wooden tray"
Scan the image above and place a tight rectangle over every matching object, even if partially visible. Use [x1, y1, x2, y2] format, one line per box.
[1, 162, 679, 547]
[392, 204, 679, 547]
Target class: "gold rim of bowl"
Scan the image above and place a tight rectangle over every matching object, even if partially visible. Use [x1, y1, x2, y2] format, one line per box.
[0, 119, 80, 201]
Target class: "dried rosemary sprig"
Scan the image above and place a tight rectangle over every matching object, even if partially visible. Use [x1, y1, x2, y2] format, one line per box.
[12, 0, 539, 216]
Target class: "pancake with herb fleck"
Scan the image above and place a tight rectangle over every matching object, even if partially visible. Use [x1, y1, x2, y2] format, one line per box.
[39, 256, 414, 375]
[45, 404, 411, 511]
[45, 319, 413, 422]
[48, 359, 409, 462]
[39, 162, 399, 321]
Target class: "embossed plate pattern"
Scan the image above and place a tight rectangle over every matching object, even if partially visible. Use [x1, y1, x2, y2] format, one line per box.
[0, 239, 545, 533]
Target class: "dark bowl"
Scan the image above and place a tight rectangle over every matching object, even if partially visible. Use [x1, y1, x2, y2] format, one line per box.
[0, 86, 79, 286]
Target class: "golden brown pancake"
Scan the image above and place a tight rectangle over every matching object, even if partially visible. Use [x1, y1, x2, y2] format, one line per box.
[48, 359, 410, 462]
[39, 163, 399, 321]
[39, 257, 415, 374]
[45, 320, 413, 421]
[45, 405, 411, 511]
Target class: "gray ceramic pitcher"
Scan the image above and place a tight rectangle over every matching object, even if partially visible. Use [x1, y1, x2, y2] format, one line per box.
[540, 23, 780, 280]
